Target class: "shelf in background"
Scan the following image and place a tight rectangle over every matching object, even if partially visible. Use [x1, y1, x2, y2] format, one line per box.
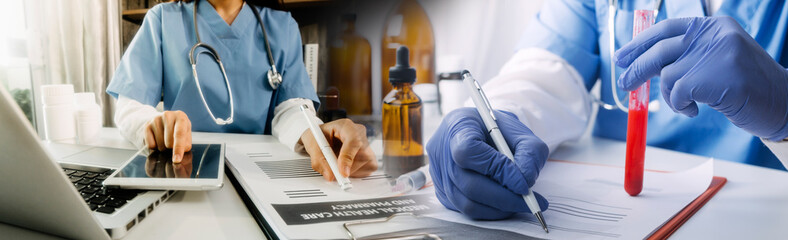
[122, 9, 148, 25]
[120, 0, 331, 25]
[279, 0, 331, 8]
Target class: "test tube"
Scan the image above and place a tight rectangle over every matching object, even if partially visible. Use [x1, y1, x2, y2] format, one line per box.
[391, 165, 430, 194]
[624, 10, 655, 197]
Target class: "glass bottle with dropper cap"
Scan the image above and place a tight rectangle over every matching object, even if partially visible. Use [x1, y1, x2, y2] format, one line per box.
[382, 46, 424, 178]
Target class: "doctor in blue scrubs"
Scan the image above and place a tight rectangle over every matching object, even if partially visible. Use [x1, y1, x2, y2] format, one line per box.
[106, 0, 377, 181]
[427, 0, 788, 220]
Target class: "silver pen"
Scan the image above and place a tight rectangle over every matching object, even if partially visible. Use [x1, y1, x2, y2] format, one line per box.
[462, 70, 548, 233]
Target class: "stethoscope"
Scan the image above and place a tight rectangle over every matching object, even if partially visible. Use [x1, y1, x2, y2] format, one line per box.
[189, 0, 283, 125]
[595, 0, 663, 113]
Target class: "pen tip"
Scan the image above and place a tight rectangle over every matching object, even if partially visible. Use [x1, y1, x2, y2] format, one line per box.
[534, 211, 548, 233]
[340, 182, 353, 191]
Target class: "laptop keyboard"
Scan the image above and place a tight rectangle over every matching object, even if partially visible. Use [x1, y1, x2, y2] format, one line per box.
[63, 168, 145, 214]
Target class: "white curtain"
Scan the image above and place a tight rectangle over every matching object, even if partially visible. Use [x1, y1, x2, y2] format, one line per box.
[25, 0, 122, 127]
[420, 0, 545, 83]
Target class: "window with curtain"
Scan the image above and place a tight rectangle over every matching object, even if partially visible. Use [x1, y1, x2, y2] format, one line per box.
[0, 1, 36, 126]
[0, 0, 122, 136]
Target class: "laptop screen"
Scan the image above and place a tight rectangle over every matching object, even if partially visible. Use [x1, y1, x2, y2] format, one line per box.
[114, 144, 221, 179]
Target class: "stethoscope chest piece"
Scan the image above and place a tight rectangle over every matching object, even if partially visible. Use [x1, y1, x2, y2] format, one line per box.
[268, 66, 282, 90]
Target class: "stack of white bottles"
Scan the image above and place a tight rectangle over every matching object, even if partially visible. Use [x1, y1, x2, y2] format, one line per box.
[74, 92, 102, 144]
[41, 84, 102, 144]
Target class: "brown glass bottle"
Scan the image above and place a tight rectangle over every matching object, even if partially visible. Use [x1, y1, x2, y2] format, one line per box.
[380, 0, 435, 99]
[329, 14, 372, 115]
[382, 46, 424, 178]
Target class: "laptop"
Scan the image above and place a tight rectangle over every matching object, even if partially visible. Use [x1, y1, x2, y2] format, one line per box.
[0, 85, 170, 239]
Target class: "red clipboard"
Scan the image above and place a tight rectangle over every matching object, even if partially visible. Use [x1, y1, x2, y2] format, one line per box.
[647, 176, 728, 240]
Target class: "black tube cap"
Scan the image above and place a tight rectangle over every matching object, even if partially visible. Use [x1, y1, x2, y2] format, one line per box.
[389, 46, 416, 84]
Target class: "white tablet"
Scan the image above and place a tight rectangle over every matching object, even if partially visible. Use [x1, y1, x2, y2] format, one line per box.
[104, 143, 225, 191]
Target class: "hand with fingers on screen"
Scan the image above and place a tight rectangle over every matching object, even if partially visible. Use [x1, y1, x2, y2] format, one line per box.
[144, 111, 193, 163]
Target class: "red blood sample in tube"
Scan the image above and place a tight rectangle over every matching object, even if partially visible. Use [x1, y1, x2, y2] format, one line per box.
[625, 90, 649, 196]
[624, 10, 654, 197]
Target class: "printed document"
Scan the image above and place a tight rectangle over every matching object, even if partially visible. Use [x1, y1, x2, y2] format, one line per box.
[225, 142, 713, 239]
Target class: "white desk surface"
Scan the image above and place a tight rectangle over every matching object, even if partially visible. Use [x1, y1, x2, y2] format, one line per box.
[7, 127, 788, 239]
[84, 128, 270, 240]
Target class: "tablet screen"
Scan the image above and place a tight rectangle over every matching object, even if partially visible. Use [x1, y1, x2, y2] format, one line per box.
[114, 144, 221, 179]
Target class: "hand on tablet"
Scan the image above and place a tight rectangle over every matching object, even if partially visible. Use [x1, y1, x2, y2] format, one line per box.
[144, 111, 192, 163]
[300, 119, 378, 181]
[145, 150, 193, 178]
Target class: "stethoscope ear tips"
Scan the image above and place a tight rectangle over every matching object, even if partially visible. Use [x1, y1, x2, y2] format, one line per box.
[214, 118, 233, 125]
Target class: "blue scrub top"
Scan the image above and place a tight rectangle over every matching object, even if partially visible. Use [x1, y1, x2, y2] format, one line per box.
[519, 0, 788, 170]
[107, 1, 319, 134]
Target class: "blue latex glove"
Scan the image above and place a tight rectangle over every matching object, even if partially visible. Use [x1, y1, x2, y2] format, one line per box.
[426, 108, 549, 220]
[615, 16, 788, 141]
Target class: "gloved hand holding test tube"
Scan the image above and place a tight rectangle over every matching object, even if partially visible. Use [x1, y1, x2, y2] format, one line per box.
[624, 10, 655, 197]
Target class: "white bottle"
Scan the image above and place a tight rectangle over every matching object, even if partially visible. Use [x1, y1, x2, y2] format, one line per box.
[41, 84, 76, 142]
[74, 92, 102, 144]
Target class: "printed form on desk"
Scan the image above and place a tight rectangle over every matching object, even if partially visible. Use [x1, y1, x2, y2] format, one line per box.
[225, 142, 713, 240]
[225, 142, 443, 240]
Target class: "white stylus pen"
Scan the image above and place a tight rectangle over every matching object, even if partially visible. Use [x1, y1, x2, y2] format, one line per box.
[299, 104, 353, 191]
[462, 70, 548, 233]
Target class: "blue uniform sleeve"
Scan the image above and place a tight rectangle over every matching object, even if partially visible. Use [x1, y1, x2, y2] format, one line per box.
[106, 6, 164, 107]
[517, 0, 600, 88]
[275, 14, 320, 109]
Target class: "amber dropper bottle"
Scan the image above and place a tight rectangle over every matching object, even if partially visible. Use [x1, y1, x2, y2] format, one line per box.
[382, 46, 424, 178]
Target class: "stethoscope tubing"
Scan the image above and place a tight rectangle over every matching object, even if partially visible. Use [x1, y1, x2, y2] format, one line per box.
[189, 0, 280, 125]
[602, 0, 663, 113]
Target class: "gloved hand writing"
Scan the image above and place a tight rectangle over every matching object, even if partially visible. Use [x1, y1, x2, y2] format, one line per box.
[615, 16, 788, 141]
[426, 108, 549, 220]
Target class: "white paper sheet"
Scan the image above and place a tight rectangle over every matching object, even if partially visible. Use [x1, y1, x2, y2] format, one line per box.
[226, 142, 713, 239]
[428, 159, 714, 239]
